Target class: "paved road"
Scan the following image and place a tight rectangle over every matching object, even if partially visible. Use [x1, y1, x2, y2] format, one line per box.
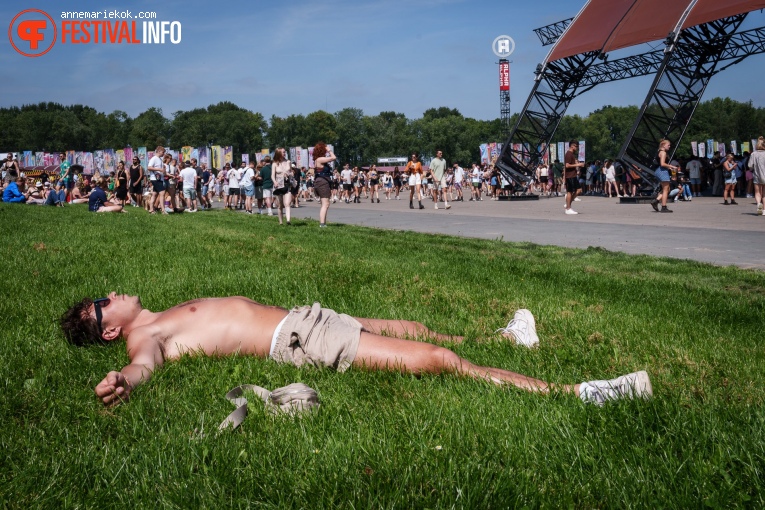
[218, 193, 765, 270]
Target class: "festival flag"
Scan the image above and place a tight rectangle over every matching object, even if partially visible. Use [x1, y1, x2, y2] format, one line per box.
[181, 146, 193, 163]
[197, 147, 208, 167]
[753, 139, 758, 151]
[43, 153, 53, 166]
[578, 141, 586, 162]
[103, 149, 116, 174]
[66, 150, 75, 165]
[94, 151, 105, 173]
[718, 143, 726, 157]
[137, 147, 147, 170]
[290, 147, 298, 162]
[241, 154, 249, 165]
[35, 152, 44, 166]
[82, 152, 94, 175]
[308, 147, 314, 168]
[211, 145, 222, 169]
[223, 146, 233, 167]
[191, 148, 199, 163]
[116, 150, 125, 166]
[255, 153, 264, 164]
[558, 142, 565, 162]
[698, 142, 706, 158]
[539, 143, 548, 165]
[706, 140, 714, 156]
[479, 144, 489, 165]
[52, 153, 61, 166]
[730, 141, 737, 156]
[564, 142, 570, 157]
[123, 147, 133, 166]
[261, 148, 269, 155]
[691, 142, 698, 157]
[22, 151, 34, 167]
[549, 142, 557, 164]
[742, 142, 750, 153]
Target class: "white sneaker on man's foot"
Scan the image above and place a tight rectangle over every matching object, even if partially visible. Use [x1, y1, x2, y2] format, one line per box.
[495, 309, 539, 348]
[565, 208, 578, 215]
[579, 371, 653, 406]
[758, 204, 763, 216]
[574, 197, 582, 202]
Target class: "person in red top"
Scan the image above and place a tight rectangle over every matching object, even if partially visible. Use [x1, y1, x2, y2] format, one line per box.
[564, 141, 584, 215]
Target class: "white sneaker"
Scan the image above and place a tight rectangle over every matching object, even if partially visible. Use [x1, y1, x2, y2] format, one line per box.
[579, 371, 653, 406]
[757, 204, 763, 216]
[565, 208, 578, 215]
[435, 204, 439, 209]
[445, 204, 451, 209]
[574, 197, 581, 202]
[495, 309, 539, 348]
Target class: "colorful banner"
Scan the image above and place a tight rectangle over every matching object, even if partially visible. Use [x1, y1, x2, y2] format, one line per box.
[691, 142, 698, 157]
[241, 154, 249, 165]
[549, 142, 557, 164]
[718, 143, 726, 157]
[301, 149, 308, 169]
[479, 144, 489, 165]
[211, 145, 222, 169]
[52, 153, 61, 166]
[35, 152, 44, 166]
[753, 139, 758, 152]
[44, 152, 54, 166]
[181, 146, 193, 163]
[116, 149, 125, 166]
[261, 148, 269, 155]
[94, 150, 105, 173]
[191, 148, 199, 163]
[137, 147, 147, 170]
[290, 147, 298, 163]
[698, 142, 706, 159]
[539, 143, 548, 165]
[223, 146, 233, 167]
[123, 147, 133, 166]
[66, 150, 75, 165]
[81, 152, 94, 175]
[307, 147, 314, 168]
[103, 149, 116, 174]
[730, 141, 737, 155]
[197, 147, 208, 167]
[578, 141, 586, 162]
[22, 151, 34, 167]
[742, 141, 750, 154]
[255, 153, 264, 164]
[706, 139, 714, 156]
[558, 142, 565, 162]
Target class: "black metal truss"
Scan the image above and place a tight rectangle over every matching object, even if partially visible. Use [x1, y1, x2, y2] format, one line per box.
[619, 14, 749, 181]
[496, 51, 600, 187]
[533, 18, 573, 46]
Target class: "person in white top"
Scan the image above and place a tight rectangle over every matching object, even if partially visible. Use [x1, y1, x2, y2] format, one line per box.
[240, 161, 256, 214]
[340, 164, 353, 203]
[179, 161, 198, 212]
[146, 146, 166, 214]
[603, 159, 621, 198]
[470, 164, 482, 201]
[226, 165, 241, 210]
[685, 157, 702, 197]
[272, 148, 293, 225]
[536, 162, 550, 195]
[452, 163, 465, 202]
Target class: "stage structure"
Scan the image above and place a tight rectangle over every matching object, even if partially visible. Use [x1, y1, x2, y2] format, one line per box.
[496, 0, 765, 191]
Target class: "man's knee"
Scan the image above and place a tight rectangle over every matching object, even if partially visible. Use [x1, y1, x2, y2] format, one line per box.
[420, 344, 461, 371]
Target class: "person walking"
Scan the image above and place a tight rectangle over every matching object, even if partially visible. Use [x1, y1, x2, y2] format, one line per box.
[722, 153, 738, 205]
[430, 150, 450, 209]
[406, 153, 424, 209]
[650, 139, 679, 213]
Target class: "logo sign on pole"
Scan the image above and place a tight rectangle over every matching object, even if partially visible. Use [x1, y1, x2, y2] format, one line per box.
[499, 62, 510, 91]
[492, 35, 515, 58]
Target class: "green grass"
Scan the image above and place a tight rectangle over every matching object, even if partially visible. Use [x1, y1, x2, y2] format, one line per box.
[1, 203, 764, 508]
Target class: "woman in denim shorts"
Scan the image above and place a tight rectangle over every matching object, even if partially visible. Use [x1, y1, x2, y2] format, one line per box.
[651, 139, 679, 213]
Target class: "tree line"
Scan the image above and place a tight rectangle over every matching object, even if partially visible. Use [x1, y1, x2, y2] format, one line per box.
[0, 98, 762, 166]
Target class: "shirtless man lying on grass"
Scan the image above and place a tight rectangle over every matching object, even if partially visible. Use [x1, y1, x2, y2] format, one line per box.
[60, 293, 653, 406]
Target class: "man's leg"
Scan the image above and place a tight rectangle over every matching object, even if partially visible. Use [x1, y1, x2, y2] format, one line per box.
[353, 332, 568, 394]
[354, 317, 464, 343]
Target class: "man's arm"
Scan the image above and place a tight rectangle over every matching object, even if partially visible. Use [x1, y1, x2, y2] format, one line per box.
[94, 337, 163, 405]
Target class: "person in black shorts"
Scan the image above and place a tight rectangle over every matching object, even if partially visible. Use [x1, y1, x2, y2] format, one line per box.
[564, 140, 584, 215]
[114, 161, 129, 206]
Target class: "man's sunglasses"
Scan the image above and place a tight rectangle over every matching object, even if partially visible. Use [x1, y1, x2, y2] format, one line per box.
[93, 298, 110, 332]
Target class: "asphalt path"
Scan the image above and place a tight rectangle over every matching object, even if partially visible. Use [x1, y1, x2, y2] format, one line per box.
[215, 192, 765, 270]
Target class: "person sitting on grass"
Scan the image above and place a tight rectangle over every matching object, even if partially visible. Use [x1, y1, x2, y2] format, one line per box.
[2, 177, 31, 203]
[88, 177, 124, 213]
[61, 294, 653, 407]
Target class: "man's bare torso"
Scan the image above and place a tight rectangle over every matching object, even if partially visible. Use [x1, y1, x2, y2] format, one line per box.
[127, 297, 289, 362]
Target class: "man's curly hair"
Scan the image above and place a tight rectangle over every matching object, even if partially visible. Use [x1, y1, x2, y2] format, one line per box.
[60, 298, 103, 346]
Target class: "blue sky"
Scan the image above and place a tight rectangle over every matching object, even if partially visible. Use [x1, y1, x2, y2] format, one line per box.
[3, 0, 764, 121]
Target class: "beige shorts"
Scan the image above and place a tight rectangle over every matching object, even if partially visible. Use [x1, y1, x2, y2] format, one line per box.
[270, 303, 363, 372]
